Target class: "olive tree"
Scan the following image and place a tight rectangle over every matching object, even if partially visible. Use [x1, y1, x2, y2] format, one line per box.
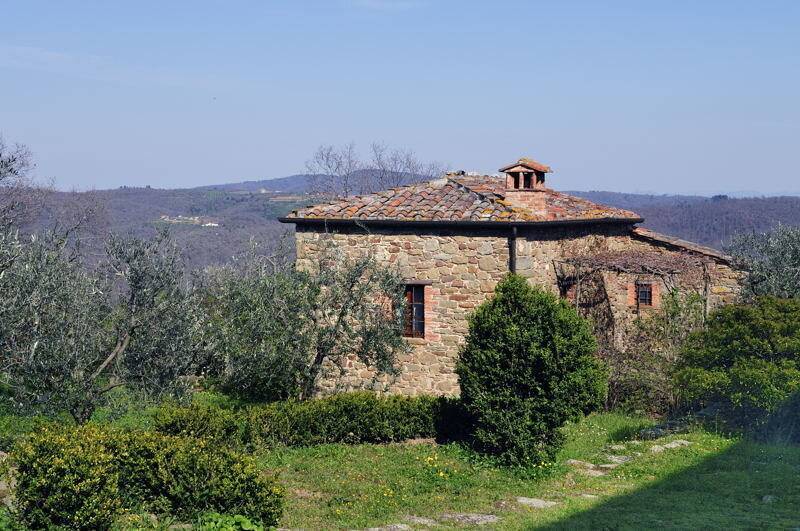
[0, 229, 204, 423]
[0, 135, 46, 229]
[202, 243, 408, 401]
[726, 224, 800, 299]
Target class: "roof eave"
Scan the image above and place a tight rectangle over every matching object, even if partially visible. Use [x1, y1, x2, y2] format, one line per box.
[278, 216, 644, 229]
[631, 227, 733, 264]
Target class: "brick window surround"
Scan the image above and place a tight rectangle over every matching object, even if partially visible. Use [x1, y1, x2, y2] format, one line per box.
[636, 282, 653, 306]
[628, 280, 660, 308]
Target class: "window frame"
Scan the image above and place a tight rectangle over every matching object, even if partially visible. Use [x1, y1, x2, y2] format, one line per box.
[636, 282, 653, 307]
[403, 284, 425, 338]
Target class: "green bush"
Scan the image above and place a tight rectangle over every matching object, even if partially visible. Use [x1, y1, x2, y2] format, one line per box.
[153, 401, 250, 446]
[154, 391, 461, 448]
[676, 296, 800, 428]
[249, 392, 440, 447]
[199, 512, 263, 530]
[10, 425, 283, 529]
[755, 391, 800, 444]
[456, 274, 606, 467]
[601, 290, 705, 415]
[0, 413, 52, 452]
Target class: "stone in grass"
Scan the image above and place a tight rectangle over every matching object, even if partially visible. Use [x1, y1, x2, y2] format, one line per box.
[609, 444, 627, 451]
[404, 515, 439, 526]
[580, 493, 599, 499]
[516, 497, 560, 509]
[663, 439, 692, 449]
[579, 468, 607, 477]
[566, 459, 597, 469]
[367, 525, 411, 531]
[598, 464, 619, 470]
[439, 513, 501, 525]
[762, 495, 777, 504]
[606, 455, 633, 464]
[650, 445, 666, 453]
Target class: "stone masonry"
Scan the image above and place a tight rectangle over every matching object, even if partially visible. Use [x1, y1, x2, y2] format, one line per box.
[283, 157, 743, 397]
[294, 223, 741, 396]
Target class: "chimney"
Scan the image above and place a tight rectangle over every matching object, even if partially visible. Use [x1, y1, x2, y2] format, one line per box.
[499, 157, 553, 213]
[499, 157, 552, 191]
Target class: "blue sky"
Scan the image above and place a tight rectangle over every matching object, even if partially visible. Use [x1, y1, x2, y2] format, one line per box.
[1, 0, 798, 194]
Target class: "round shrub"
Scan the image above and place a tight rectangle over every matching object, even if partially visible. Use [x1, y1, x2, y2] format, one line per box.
[9, 425, 283, 529]
[456, 274, 606, 467]
[675, 296, 800, 427]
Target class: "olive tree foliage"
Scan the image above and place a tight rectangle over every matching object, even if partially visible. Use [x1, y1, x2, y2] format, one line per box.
[0, 135, 47, 229]
[201, 241, 409, 401]
[0, 135, 103, 240]
[102, 231, 205, 404]
[0, 229, 204, 423]
[306, 142, 446, 198]
[726, 224, 800, 299]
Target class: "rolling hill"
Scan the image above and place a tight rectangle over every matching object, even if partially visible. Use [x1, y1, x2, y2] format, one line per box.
[37, 176, 800, 269]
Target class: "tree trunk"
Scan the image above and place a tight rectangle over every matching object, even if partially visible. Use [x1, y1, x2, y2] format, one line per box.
[70, 401, 96, 425]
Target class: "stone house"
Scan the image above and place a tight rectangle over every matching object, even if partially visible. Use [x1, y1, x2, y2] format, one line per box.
[280, 158, 741, 396]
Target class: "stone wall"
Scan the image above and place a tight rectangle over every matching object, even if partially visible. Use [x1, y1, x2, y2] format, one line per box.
[294, 223, 742, 397]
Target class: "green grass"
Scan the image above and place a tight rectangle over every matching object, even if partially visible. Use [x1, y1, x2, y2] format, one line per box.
[1, 406, 798, 529]
[259, 413, 800, 530]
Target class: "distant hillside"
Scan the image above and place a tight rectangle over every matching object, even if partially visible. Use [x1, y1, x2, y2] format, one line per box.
[568, 192, 800, 249]
[40, 175, 800, 269]
[568, 191, 708, 209]
[39, 186, 307, 268]
[195, 174, 316, 194]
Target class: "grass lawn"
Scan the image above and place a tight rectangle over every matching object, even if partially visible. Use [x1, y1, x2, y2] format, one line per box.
[260, 413, 800, 530]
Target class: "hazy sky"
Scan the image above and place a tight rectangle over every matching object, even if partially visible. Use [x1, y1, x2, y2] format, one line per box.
[1, 1, 798, 194]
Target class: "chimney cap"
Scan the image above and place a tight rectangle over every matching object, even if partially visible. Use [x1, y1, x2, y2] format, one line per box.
[499, 157, 552, 174]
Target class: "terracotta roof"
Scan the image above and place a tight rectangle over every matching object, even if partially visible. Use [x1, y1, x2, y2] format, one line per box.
[283, 175, 642, 225]
[499, 157, 552, 173]
[632, 227, 731, 262]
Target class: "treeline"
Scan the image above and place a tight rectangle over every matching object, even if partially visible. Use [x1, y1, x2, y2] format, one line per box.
[577, 193, 800, 249]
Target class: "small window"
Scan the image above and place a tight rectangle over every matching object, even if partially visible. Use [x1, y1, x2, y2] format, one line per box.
[403, 284, 425, 338]
[523, 172, 532, 189]
[558, 276, 577, 300]
[636, 282, 653, 306]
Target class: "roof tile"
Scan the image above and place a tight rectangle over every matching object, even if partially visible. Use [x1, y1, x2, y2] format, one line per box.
[286, 175, 641, 224]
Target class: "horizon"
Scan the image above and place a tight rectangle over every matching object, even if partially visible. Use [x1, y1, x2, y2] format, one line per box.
[61, 171, 799, 199]
[2, 1, 799, 195]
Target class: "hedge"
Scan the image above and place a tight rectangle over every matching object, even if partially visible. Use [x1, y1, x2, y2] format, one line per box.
[154, 391, 467, 449]
[9, 425, 283, 529]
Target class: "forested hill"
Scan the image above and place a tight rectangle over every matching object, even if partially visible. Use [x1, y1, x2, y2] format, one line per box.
[42, 178, 800, 269]
[572, 192, 800, 249]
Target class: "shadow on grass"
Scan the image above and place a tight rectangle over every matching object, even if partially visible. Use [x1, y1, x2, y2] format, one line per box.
[539, 397, 800, 530]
